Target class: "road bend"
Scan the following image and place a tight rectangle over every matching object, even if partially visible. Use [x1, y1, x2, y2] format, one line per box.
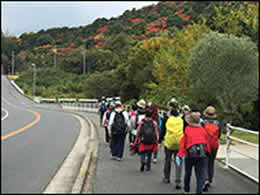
[1, 75, 81, 193]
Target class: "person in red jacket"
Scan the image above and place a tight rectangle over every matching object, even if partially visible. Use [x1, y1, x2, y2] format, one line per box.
[178, 107, 211, 194]
[135, 107, 159, 172]
[201, 106, 222, 192]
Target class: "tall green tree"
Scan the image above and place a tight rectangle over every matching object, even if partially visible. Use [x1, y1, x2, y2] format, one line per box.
[189, 32, 259, 124]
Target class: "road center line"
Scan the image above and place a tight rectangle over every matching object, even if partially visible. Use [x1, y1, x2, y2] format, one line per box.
[1, 97, 41, 141]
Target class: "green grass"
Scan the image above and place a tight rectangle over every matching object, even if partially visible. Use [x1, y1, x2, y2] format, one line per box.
[230, 130, 259, 144]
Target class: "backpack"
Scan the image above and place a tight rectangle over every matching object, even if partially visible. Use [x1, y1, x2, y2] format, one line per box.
[111, 111, 127, 135]
[99, 102, 107, 113]
[106, 109, 113, 121]
[187, 144, 207, 158]
[140, 119, 156, 145]
[204, 121, 219, 152]
[164, 116, 184, 150]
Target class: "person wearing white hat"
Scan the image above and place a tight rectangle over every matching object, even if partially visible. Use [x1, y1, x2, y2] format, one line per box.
[132, 99, 147, 142]
[108, 100, 130, 161]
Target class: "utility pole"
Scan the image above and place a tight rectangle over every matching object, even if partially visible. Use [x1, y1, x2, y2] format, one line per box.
[32, 63, 36, 101]
[54, 46, 57, 68]
[11, 50, 15, 75]
[82, 47, 86, 74]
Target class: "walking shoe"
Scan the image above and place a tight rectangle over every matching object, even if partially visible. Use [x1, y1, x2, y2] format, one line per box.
[146, 166, 151, 171]
[175, 184, 181, 190]
[111, 156, 117, 160]
[184, 192, 191, 194]
[203, 181, 210, 192]
[162, 177, 170, 183]
[116, 157, 122, 161]
[140, 164, 145, 172]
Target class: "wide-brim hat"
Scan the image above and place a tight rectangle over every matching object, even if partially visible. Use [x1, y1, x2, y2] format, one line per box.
[168, 97, 178, 108]
[115, 101, 122, 106]
[185, 112, 201, 127]
[182, 105, 191, 112]
[203, 106, 217, 118]
[137, 99, 146, 109]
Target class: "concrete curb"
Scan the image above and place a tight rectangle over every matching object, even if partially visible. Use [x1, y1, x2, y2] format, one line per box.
[10, 79, 24, 95]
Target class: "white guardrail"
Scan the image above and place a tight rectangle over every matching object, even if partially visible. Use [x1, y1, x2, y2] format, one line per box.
[225, 123, 259, 183]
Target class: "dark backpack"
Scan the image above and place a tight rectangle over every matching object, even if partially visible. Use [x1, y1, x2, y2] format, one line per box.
[187, 144, 207, 158]
[140, 119, 156, 145]
[111, 111, 127, 135]
[99, 102, 107, 112]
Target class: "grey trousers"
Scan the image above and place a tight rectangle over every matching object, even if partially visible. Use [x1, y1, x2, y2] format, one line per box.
[163, 146, 182, 184]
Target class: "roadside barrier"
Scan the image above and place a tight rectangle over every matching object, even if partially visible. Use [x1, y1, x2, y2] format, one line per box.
[225, 123, 259, 183]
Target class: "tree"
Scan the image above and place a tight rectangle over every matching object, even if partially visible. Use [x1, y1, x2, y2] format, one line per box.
[188, 31, 259, 124]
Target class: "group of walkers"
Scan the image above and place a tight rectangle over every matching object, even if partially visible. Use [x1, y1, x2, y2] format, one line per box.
[99, 96, 222, 194]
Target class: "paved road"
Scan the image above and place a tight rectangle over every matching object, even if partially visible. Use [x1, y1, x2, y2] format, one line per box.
[83, 112, 259, 193]
[1, 76, 81, 193]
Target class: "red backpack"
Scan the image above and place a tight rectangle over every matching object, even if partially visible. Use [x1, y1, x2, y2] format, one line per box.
[204, 122, 219, 152]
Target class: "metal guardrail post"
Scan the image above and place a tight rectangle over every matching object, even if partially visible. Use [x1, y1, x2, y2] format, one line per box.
[225, 123, 231, 169]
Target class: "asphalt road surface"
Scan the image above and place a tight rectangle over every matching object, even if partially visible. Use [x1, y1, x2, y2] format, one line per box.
[84, 112, 259, 193]
[1, 76, 81, 193]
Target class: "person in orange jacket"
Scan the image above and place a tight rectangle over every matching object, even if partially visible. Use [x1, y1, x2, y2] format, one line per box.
[178, 107, 211, 194]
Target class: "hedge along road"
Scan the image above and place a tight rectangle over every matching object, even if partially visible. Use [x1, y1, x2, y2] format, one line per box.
[1, 75, 81, 193]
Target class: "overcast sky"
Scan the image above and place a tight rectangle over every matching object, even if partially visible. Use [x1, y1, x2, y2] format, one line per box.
[1, 1, 158, 37]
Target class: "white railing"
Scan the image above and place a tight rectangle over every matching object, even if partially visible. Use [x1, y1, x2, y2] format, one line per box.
[61, 99, 99, 113]
[225, 123, 259, 183]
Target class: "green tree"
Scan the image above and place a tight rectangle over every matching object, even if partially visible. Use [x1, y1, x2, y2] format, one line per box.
[188, 32, 259, 124]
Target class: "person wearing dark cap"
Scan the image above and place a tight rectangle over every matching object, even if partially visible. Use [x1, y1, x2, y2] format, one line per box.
[201, 106, 222, 192]
[178, 109, 211, 194]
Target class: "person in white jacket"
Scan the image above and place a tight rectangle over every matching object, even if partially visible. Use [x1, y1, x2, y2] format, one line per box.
[108, 101, 130, 161]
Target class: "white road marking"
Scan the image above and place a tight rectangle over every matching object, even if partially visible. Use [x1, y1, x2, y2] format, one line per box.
[2, 108, 9, 121]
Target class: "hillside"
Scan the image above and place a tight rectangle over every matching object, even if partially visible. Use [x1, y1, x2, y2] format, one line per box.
[2, 1, 217, 73]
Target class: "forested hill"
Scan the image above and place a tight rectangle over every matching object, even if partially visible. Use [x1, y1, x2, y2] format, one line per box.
[2, 1, 257, 74]
[2, 1, 220, 72]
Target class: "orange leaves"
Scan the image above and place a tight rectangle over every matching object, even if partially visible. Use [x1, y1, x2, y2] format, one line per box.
[176, 9, 184, 14]
[131, 18, 143, 23]
[97, 26, 108, 33]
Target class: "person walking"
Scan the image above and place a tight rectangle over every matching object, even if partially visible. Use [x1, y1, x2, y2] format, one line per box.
[99, 96, 107, 126]
[108, 101, 130, 161]
[201, 106, 222, 192]
[103, 103, 115, 145]
[158, 99, 184, 190]
[181, 105, 191, 132]
[129, 104, 137, 144]
[135, 107, 159, 172]
[132, 99, 146, 142]
[149, 102, 161, 164]
[178, 108, 211, 194]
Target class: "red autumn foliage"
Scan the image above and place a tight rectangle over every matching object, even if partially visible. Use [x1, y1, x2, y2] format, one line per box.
[97, 41, 104, 46]
[97, 26, 108, 32]
[131, 18, 143, 23]
[151, 28, 161, 32]
[176, 9, 184, 14]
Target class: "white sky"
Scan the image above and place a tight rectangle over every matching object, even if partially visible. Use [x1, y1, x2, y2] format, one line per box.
[1, 1, 158, 37]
